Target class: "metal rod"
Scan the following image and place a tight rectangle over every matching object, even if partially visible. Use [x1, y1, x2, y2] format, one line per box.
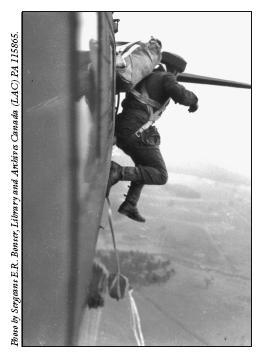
[177, 73, 251, 89]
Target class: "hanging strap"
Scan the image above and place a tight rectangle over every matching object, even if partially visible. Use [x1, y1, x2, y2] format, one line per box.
[105, 197, 146, 345]
[106, 197, 120, 275]
[106, 197, 121, 298]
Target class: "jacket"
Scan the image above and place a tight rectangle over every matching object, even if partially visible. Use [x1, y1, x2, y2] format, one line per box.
[115, 70, 198, 137]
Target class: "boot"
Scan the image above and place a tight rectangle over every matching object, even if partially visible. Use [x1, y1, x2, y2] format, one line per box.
[118, 183, 145, 222]
[106, 161, 123, 197]
[106, 163, 143, 197]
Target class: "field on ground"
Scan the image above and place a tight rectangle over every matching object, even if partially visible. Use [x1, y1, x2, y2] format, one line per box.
[86, 166, 251, 346]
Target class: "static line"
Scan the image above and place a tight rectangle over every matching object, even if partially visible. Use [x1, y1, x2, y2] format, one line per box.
[128, 289, 145, 346]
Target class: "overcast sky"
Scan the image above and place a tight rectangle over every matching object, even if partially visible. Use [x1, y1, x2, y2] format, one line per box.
[114, 12, 251, 176]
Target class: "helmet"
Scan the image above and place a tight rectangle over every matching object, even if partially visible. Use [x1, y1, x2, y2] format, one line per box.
[161, 51, 187, 73]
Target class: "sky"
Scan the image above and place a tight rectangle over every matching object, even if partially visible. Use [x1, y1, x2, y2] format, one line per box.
[115, 12, 251, 177]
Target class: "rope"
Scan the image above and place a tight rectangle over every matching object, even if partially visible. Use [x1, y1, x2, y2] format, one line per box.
[128, 289, 145, 346]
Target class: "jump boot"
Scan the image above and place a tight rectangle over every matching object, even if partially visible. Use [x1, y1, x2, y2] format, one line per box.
[106, 161, 143, 197]
[118, 183, 145, 223]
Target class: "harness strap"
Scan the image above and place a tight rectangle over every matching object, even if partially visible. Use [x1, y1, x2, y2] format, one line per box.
[130, 88, 162, 109]
[120, 41, 141, 57]
[130, 84, 170, 137]
[135, 120, 155, 137]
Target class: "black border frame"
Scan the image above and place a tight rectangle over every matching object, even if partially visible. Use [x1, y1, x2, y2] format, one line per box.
[21, 10, 253, 348]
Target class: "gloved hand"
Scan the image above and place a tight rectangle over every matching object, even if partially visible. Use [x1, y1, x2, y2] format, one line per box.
[188, 102, 199, 113]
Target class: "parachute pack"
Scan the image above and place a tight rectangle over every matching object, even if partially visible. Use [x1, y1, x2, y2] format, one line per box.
[116, 38, 162, 93]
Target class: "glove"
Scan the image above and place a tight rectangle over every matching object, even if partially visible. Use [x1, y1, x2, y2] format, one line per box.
[188, 102, 198, 113]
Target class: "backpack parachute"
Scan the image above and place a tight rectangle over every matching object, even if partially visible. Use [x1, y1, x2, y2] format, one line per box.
[116, 38, 162, 93]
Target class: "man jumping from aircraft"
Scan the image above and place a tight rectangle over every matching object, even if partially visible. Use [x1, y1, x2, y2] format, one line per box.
[106, 53, 199, 223]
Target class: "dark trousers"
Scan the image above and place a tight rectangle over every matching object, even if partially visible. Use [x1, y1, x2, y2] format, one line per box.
[116, 132, 168, 185]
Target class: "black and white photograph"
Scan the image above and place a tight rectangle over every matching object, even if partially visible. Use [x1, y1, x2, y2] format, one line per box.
[6, 8, 253, 350]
